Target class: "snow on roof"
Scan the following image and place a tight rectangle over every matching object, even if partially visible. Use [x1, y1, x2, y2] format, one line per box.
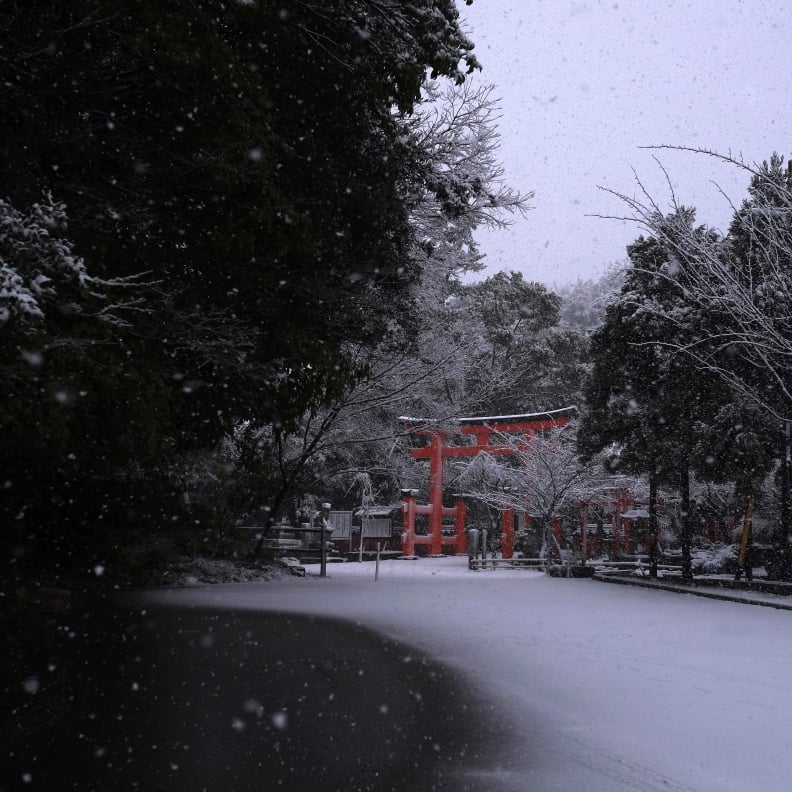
[354, 505, 400, 517]
[622, 509, 650, 520]
[398, 406, 578, 425]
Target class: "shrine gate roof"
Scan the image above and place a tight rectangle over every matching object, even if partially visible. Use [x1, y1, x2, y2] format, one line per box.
[399, 406, 577, 455]
[398, 406, 577, 431]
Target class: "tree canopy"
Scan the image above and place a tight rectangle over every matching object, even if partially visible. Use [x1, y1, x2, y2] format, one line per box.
[0, 0, 480, 576]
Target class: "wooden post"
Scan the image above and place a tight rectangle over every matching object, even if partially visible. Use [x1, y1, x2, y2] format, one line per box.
[428, 431, 444, 555]
[401, 492, 416, 557]
[501, 509, 515, 559]
[454, 499, 467, 555]
[581, 503, 589, 562]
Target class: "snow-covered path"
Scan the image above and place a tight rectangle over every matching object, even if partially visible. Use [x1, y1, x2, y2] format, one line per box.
[137, 558, 792, 791]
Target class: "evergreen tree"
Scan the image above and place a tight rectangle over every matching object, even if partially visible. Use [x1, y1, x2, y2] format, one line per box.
[604, 150, 792, 572]
[578, 217, 771, 580]
[458, 271, 587, 415]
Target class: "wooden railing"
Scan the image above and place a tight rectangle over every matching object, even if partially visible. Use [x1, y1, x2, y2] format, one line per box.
[468, 557, 545, 570]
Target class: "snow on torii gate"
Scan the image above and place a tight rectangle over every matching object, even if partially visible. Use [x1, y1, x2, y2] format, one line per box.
[398, 408, 576, 558]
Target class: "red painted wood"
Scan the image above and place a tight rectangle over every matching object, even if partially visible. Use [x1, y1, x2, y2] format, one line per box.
[400, 412, 573, 558]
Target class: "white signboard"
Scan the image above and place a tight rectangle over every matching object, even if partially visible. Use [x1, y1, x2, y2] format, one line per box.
[361, 516, 392, 538]
[329, 511, 353, 538]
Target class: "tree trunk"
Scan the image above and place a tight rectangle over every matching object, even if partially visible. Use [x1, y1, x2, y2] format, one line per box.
[648, 469, 658, 579]
[778, 421, 792, 581]
[679, 465, 693, 583]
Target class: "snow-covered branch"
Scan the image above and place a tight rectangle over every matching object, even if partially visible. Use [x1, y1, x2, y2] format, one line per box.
[0, 192, 151, 330]
[603, 150, 792, 421]
[454, 423, 610, 525]
[406, 81, 533, 287]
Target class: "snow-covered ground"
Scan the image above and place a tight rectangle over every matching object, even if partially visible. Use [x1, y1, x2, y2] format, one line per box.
[136, 557, 792, 791]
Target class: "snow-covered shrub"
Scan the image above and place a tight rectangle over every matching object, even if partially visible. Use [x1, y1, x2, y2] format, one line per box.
[159, 557, 290, 586]
[687, 541, 738, 575]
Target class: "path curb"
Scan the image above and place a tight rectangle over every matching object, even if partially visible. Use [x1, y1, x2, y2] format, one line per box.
[592, 572, 792, 611]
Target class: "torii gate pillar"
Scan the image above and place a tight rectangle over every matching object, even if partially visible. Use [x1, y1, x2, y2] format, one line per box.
[401, 487, 466, 557]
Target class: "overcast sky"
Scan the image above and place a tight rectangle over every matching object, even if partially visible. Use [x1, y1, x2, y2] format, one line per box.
[458, 0, 792, 287]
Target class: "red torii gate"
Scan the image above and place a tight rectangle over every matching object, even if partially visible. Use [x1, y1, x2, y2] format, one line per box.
[399, 408, 576, 558]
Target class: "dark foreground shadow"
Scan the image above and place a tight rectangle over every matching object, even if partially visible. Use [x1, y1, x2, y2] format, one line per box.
[4, 599, 509, 791]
